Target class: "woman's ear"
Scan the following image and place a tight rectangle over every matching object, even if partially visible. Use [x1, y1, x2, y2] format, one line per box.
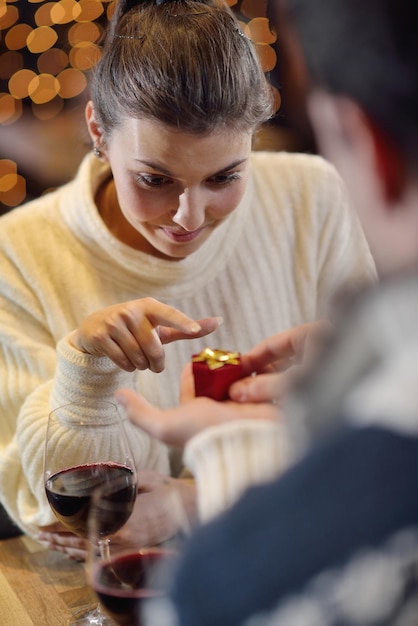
[85, 101, 107, 158]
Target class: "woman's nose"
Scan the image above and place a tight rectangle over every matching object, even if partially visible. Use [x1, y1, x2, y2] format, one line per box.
[171, 188, 206, 231]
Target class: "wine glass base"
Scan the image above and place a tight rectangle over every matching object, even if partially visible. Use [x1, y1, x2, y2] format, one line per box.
[69, 604, 116, 625]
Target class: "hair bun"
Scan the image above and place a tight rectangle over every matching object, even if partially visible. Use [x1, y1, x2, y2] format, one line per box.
[155, 0, 187, 4]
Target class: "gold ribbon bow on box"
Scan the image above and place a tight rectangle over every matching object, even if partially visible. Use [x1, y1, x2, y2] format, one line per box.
[192, 348, 240, 370]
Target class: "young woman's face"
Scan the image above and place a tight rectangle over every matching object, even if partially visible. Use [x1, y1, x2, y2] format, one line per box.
[95, 115, 253, 259]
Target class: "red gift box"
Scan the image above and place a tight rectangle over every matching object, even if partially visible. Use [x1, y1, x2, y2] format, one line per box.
[192, 348, 242, 401]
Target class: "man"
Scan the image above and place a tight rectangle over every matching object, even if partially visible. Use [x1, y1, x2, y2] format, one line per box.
[119, 0, 418, 624]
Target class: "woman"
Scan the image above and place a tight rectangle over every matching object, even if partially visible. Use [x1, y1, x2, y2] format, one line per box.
[0, 0, 375, 542]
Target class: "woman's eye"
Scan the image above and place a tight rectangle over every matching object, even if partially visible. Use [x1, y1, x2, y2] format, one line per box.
[209, 173, 241, 185]
[136, 174, 171, 187]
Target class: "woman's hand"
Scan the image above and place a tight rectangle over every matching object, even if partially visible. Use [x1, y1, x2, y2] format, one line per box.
[70, 297, 222, 372]
[38, 522, 88, 561]
[38, 471, 197, 561]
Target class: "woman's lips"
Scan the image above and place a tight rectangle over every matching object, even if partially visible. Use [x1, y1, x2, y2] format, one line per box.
[160, 226, 204, 243]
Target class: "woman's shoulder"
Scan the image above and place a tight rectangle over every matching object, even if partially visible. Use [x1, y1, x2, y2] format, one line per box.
[0, 188, 61, 231]
[250, 150, 341, 179]
[0, 153, 103, 236]
[249, 150, 346, 209]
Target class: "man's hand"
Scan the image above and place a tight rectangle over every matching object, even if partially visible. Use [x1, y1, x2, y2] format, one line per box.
[228, 320, 331, 402]
[116, 384, 278, 448]
[116, 321, 331, 447]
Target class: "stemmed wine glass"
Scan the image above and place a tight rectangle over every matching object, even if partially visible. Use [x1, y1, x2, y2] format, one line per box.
[88, 476, 191, 626]
[44, 399, 138, 626]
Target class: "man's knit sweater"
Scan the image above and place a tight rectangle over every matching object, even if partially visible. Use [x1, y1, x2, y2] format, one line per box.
[0, 151, 376, 535]
[171, 274, 418, 626]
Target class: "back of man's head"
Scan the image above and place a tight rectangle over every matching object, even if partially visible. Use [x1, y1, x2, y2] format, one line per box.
[282, 0, 418, 170]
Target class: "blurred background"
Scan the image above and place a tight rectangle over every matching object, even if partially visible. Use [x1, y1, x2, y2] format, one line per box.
[0, 0, 315, 215]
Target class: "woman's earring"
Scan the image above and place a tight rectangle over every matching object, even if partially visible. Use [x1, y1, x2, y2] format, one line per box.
[93, 146, 102, 158]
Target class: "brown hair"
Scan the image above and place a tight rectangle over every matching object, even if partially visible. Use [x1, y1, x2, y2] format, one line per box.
[283, 0, 418, 169]
[89, 0, 275, 138]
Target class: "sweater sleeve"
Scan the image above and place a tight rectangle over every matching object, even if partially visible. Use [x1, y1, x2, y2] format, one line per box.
[0, 333, 170, 538]
[183, 419, 286, 522]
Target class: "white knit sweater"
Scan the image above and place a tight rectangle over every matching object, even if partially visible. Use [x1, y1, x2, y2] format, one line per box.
[0, 151, 376, 535]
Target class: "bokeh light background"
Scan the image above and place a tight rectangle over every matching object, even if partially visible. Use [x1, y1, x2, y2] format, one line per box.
[0, 0, 280, 213]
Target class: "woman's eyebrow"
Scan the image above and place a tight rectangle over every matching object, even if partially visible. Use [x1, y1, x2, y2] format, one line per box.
[133, 159, 173, 176]
[214, 158, 248, 174]
[133, 158, 248, 178]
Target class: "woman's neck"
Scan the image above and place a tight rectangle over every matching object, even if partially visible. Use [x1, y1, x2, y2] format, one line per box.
[95, 178, 182, 260]
[96, 178, 146, 250]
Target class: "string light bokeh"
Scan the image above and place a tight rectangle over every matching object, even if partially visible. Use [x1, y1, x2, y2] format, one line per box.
[0, 0, 279, 213]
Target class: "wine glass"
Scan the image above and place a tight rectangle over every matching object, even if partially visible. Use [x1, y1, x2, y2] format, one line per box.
[88, 476, 191, 626]
[44, 399, 137, 626]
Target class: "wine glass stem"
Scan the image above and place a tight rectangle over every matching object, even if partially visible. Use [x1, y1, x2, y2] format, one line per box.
[99, 538, 111, 561]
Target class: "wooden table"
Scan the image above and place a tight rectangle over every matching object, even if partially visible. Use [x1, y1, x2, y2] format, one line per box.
[0, 534, 96, 625]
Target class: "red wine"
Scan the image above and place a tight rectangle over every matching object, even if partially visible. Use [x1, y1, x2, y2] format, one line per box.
[45, 462, 136, 537]
[93, 549, 177, 626]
